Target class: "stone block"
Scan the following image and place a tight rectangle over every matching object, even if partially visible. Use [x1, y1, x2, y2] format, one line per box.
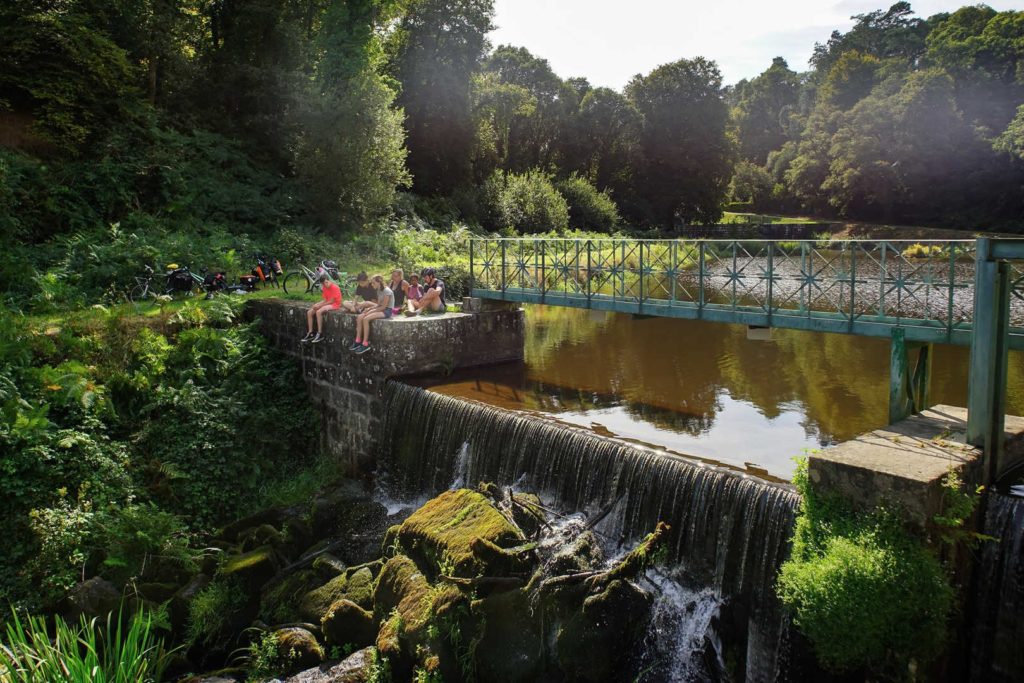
[809, 405, 1024, 527]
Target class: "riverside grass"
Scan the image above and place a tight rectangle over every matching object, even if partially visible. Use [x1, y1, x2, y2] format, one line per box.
[0, 608, 170, 682]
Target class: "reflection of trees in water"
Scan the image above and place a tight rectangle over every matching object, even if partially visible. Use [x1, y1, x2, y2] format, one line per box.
[522, 306, 1024, 445]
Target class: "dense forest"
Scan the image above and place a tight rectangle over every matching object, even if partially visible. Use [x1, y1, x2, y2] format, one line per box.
[3, 2, 1024, 296]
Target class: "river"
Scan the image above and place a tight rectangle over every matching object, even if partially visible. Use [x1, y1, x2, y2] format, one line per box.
[412, 305, 1024, 481]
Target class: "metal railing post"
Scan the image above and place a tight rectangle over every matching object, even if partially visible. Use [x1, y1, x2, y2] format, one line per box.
[469, 239, 475, 293]
[500, 240, 507, 296]
[967, 238, 1011, 484]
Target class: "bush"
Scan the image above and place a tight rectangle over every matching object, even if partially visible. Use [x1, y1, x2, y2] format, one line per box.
[555, 175, 620, 232]
[776, 458, 953, 676]
[479, 170, 569, 233]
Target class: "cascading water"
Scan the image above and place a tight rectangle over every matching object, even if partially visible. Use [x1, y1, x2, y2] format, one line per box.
[969, 492, 1024, 682]
[378, 381, 799, 681]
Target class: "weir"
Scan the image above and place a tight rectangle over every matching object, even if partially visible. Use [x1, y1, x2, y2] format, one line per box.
[377, 381, 799, 681]
[247, 294, 1024, 680]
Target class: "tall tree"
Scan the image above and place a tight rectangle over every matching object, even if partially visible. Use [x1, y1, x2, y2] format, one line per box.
[292, 0, 409, 226]
[389, 0, 494, 194]
[625, 57, 733, 227]
[732, 57, 801, 164]
[483, 45, 580, 173]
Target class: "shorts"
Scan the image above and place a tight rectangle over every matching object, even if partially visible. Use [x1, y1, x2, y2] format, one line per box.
[392, 307, 401, 315]
[383, 307, 393, 318]
[326, 302, 341, 310]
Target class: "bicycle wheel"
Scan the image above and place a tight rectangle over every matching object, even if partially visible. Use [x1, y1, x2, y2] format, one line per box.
[283, 271, 311, 294]
[128, 283, 148, 303]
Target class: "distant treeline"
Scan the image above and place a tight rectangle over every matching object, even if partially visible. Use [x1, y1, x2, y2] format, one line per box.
[2, 0, 1023, 246]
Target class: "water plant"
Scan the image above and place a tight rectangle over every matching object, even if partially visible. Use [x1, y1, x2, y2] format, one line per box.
[777, 457, 953, 676]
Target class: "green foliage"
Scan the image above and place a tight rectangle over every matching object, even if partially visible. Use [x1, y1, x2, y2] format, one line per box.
[0, 607, 170, 683]
[480, 170, 569, 233]
[625, 57, 734, 227]
[555, 175, 620, 232]
[186, 579, 247, 649]
[777, 457, 953, 676]
[933, 468, 990, 547]
[97, 504, 197, 586]
[245, 630, 296, 683]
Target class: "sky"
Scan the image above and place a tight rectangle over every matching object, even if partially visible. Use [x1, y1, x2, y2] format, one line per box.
[490, 0, 1022, 88]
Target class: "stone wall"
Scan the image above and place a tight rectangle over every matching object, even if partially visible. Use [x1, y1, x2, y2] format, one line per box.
[245, 299, 524, 473]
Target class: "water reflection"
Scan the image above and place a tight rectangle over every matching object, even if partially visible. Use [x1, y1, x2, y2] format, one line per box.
[413, 306, 1024, 481]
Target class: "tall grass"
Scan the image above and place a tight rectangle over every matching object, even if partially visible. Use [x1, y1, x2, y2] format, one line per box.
[0, 608, 170, 682]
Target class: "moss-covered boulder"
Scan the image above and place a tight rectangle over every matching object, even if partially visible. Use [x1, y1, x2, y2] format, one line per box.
[321, 599, 376, 648]
[555, 578, 652, 681]
[285, 646, 376, 683]
[372, 554, 469, 680]
[299, 566, 375, 623]
[473, 589, 543, 682]
[272, 627, 325, 673]
[218, 545, 280, 592]
[395, 488, 526, 578]
[259, 568, 320, 626]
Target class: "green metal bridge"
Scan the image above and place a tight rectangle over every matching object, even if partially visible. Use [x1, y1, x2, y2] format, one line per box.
[469, 236, 1024, 482]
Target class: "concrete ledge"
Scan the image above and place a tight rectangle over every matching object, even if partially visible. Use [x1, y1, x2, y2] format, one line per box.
[809, 405, 1024, 526]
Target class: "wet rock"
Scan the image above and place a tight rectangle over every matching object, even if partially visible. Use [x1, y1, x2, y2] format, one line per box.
[309, 483, 386, 540]
[281, 516, 314, 559]
[473, 589, 543, 682]
[509, 492, 547, 537]
[555, 579, 653, 681]
[260, 569, 321, 626]
[548, 530, 604, 575]
[321, 599, 376, 648]
[394, 488, 526, 578]
[65, 577, 120, 621]
[299, 566, 375, 623]
[273, 627, 325, 673]
[219, 545, 280, 592]
[282, 646, 375, 683]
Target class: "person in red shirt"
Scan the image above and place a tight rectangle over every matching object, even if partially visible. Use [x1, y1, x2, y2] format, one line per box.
[301, 270, 342, 343]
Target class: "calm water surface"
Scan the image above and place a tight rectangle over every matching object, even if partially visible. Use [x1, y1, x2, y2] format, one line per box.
[413, 306, 1024, 481]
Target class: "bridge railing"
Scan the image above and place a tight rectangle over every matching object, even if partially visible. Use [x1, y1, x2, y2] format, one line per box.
[469, 237, 1024, 346]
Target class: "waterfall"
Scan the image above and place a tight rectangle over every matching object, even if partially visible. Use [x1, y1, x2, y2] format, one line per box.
[378, 381, 799, 681]
[970, 492, 1024, 682]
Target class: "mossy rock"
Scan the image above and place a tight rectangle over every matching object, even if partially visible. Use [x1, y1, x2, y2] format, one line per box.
[136, 581, 180, 603]
[218, 545, 279, 592]
[217, 508, 286, 543]
[372, 555, 467, 679]
[510, 492, 546, 536]
[321, 599, 376, 648]
[299, 566, 375, 623]
[473, 589, 543, 682]
[548, 530, 604, 576]
[273, 627, 325, 673]
[238, 523, 283, 552]
[259, 568, 320, 626]
[555, 579, 652, 681]
[395, 488, 525, 578]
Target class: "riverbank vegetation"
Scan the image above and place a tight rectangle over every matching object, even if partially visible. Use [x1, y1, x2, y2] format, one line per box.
[777, 457, 976, 678]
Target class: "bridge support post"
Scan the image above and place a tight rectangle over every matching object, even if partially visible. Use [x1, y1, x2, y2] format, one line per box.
[889, 328, 932, 424]
[967, 238, 1011, 483]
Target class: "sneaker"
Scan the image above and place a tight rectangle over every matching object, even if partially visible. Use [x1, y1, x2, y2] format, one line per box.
[311, 333, 323, 343]
[349, 340, 362, 351]
[354, 343, 371, 354]
[300, 333, 314, 343]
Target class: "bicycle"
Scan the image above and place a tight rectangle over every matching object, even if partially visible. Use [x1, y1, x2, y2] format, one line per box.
[282, 259, 342, 294]
[128, 265, 156, 303]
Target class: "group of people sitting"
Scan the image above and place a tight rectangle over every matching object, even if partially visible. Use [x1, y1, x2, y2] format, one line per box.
[301, 268, 447, 353]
